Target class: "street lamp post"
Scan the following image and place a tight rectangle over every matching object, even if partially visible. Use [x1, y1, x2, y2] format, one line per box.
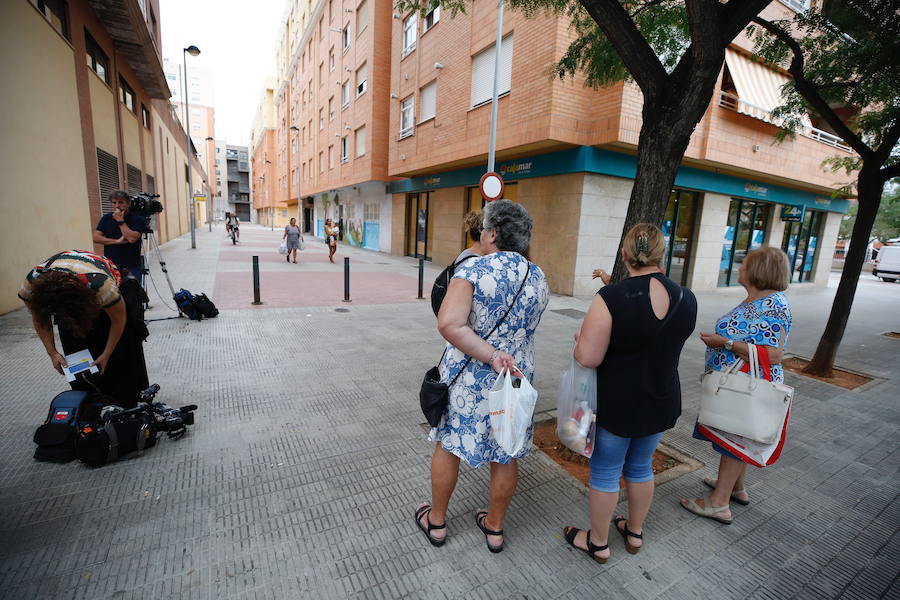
[486, 0, 504, 174]
[205, 136, 214, 231]
[183, 44, 201, 249]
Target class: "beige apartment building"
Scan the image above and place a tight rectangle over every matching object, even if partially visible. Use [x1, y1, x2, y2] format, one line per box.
[250, 78, 284, 227]
[385, 0, 851, 295]
[0, 0, 209, 314]
[267, 0, 394, 248]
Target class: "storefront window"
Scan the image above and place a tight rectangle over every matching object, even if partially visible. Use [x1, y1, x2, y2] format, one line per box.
[661, 189, 699, 286]
[718, 199, 771, 287]
[781, 208, 823, 282]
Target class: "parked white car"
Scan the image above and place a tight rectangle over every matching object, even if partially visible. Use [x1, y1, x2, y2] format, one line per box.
[872, 245, 900, 282]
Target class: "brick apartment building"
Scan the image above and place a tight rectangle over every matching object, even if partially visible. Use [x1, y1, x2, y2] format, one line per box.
[0, 0, 210, 314]
[263, 0, 851, 294]
[250, 77, 284, 228]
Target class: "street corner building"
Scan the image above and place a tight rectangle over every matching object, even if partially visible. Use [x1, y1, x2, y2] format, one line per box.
[0, 0, 211, 314]
[263, 0, 851, 295]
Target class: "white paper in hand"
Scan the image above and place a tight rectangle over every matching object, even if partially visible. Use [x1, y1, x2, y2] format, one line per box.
[63, 349, 98, 382]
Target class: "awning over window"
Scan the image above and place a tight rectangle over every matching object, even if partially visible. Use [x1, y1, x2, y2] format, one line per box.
[724, 48, 793, 122]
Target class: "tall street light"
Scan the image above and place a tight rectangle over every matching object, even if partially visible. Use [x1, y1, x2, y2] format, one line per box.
[183, 44, 201, 249]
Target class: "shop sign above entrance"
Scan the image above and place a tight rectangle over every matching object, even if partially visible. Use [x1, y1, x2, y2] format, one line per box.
[479, 172, 504, 201]
[781, 205, 804, 222]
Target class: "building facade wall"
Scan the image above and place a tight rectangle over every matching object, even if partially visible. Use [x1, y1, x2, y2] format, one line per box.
[0, 0, 92, 314]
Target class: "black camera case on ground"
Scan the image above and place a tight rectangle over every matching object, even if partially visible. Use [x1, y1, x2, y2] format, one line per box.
[33, 391, 104, 463]
[193, 293, 219, 318]
[75, 411, 158, 467]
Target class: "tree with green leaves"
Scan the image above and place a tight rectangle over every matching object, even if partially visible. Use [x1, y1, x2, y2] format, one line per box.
[397, 0, 770, 280]
[751, 0, 900, 376]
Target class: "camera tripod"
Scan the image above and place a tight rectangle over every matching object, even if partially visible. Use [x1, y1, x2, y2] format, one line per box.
[141, 228, 183, 322]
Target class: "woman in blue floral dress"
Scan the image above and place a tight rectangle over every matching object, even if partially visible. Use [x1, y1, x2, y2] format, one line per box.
[681, 246, 793, 524]
[415, 200, 549, 553]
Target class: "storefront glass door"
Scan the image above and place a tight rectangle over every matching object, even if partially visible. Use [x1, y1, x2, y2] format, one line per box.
[406, 192, 432, 260]
[781, 209, 823, 282]
[718, 199, 771, 287]
[661, 189, 699, 286]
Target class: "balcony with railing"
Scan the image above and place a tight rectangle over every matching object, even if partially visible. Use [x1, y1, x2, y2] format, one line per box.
[718, 91, 852, 153]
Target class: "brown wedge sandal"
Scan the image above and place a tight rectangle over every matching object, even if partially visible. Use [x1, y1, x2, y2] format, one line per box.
[563, 527, 609, 564]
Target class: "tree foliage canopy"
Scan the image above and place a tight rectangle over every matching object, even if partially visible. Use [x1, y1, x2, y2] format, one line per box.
[750, 0, 900, 186]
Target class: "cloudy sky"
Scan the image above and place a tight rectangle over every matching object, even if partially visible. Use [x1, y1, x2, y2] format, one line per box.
[159, 0, 286, 145]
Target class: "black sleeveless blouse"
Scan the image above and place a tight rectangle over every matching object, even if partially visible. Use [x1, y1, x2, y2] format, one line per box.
[595, 273, 698, 438]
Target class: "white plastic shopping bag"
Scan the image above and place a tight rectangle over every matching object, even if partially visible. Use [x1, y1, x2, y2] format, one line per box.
[278, 241, 288, 255]
[488, 368, 539, 456]
[556, 358, 597, 457]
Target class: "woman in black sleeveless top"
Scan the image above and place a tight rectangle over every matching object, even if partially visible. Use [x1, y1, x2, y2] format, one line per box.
[563, 224, 697, 563]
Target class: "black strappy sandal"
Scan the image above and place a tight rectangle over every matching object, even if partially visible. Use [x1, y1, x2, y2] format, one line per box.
[612, 516, 642, 554]
[563, 527, 609, 564]
[414, 504, 447, 547]
[475, 510, 504, 553]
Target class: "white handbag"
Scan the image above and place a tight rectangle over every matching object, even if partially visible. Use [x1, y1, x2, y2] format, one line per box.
[698, 343, 792, 444]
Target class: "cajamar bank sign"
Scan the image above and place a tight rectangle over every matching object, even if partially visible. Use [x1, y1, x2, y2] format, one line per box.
[499, 160, 533, 178]
[744, 182, 769, 197]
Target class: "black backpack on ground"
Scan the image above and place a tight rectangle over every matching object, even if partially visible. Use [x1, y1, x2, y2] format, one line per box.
[430, 254, 477, 316]
[193, 293, 219, 318]
[33, 391, 104, 463]
[173, 288, 202, 320]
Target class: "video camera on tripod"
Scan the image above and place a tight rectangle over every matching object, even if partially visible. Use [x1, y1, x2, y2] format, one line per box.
[129, 192, 164, 219]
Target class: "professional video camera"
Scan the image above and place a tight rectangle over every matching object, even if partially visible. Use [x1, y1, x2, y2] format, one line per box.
[130, 191, 164, 217]
[74, 384, 197, 466]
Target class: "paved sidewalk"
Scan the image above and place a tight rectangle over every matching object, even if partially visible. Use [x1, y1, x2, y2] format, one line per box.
[0, 224, 898, 599]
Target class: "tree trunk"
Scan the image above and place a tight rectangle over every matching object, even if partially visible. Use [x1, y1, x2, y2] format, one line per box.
[610, 77, 720, 282]
[803, 168, 884, 377]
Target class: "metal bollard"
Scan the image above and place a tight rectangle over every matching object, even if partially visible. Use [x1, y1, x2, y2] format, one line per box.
[251, 255, 263, 305]
[417, 258, 425, 299]
[342, 256, 351, 303]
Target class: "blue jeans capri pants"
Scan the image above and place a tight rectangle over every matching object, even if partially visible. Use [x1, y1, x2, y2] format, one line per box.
[589, 428, 665, 493]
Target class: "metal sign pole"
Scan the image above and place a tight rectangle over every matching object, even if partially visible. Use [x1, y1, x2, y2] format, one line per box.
[486, 0, 504, 174]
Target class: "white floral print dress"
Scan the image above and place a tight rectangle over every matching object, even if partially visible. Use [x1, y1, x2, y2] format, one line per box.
[428, 251, 550, 468]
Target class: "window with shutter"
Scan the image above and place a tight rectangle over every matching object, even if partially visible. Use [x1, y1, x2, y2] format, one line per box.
[126, 164, 142, 194]
[470, 34, 514, 108]
[356, 63, 368, 96]
[356, 0, 368, 33]
[419, 81, 436, 123]
[400, 96, 415, 138]
[355, 126, 366, 156]
[96, 148, 120, 215]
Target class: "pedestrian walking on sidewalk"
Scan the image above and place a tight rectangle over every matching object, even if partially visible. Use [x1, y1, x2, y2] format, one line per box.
[283, 217, 303, 263]
[415, 200, 549, 554]
[324, 218, 339, 263]
[681, 246, 792, 524]
[564, 224, 697, 563]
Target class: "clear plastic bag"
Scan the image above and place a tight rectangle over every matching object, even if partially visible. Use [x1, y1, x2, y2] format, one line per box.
[556, 358, 597, 457]
[278, 241, 288, 255]
[488, 368, 539, 456]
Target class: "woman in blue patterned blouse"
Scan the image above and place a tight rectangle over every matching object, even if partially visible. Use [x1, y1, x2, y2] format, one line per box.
[681, 246, 792, 524]
[415, 200, 549, 554]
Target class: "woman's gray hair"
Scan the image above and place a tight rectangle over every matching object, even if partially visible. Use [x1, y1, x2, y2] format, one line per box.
[483, 199, 532, 254]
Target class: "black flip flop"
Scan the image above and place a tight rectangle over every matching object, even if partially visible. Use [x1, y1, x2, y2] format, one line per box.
[612, 516, 642, 554]
[475, 510, 504, 553]
[414, 504, 447, 547]
[563, 527, 609, 564]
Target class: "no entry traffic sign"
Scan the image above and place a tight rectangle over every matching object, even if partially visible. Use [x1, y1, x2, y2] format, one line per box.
[479, 172, 504, 201]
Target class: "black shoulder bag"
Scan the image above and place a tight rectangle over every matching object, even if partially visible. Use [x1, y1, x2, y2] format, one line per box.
[420, 263, 531, 427]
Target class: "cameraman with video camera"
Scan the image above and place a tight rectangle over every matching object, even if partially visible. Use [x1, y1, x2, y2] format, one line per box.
[93, 190, 148, 285]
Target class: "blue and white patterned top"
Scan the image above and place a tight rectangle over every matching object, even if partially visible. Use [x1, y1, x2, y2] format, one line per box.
[429, 252, 550, 468]
[705, 292, 792, 383]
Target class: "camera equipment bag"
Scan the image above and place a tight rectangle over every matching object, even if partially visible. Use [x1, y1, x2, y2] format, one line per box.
[173, 288, 202, 321]
[33, 390, 104, 463]
[430, 254, 477, 317]
[75, 408, 158, 467]
[192, 293, 219, 318]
